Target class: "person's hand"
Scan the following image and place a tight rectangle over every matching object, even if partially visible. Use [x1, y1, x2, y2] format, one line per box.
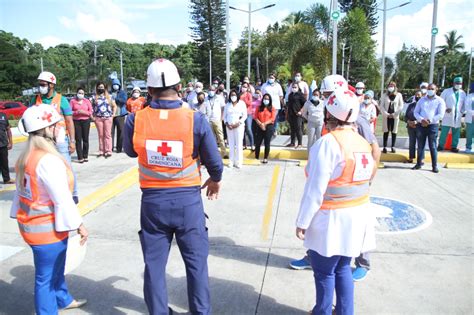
[296, 227, 305, 240]
[408, 121, 416, 128]
[69, 142, 76, 154]
[297, 111, 302, 116]
[201, 178, 221, 200]
[7, 142, 12, 150]
[227, 123, 233, 130]
[421, 119, 429, 127]
[77, 224, 89, 246]
[446, 108, 452, 113]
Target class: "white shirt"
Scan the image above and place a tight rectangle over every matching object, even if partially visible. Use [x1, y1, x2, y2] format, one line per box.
[223, 100, 247, 125]
[296, 128, 376, 257]
[414, 95, 446, 124]
[10, 154, 82, 232]
[297, 80, 310, 100]
[207, 94, 226, 122]
[463, 93, 474, 124]
[359, 102, 377, 122]
[261, 82, 283, 110]
[441, 87, 466, 128]
[301, 100, 324, 124]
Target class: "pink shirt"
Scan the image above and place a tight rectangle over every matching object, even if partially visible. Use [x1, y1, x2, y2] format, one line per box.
[70, 98, 92, 120]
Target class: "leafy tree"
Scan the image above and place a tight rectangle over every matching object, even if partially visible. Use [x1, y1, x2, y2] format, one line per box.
[304, 4, 331, 40]
[282, 11, 306, 27]
[393, 45, 430, 89]
[339, 0, 379, 35]
[437, 30, 465, 55]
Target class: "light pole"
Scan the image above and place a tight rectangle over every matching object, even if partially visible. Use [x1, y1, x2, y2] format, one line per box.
[331, 0, 338, 74]
[115, 48, 124, 88]
[428, 0, 438, 83]
[225, 0, 230, 92]
[229, 3, 275, 79]
[468, 48, 473, 94]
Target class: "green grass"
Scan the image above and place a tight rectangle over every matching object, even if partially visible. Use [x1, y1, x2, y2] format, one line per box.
[374, 115, 408, 137]
[8, 119, 19, 128]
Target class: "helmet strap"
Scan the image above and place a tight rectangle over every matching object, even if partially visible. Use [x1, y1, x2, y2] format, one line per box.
[344, 109, 353, 122]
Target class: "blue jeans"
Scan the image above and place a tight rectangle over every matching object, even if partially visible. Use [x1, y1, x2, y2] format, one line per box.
[407, 126, 424, 160]
[308, 250, 354, 315]
[139, 193, 210, 315]
[244, 115, 254, 147]
[416, 124, 438, 168]
[31, 238, 73, 315]
[56, 138, 78, 198]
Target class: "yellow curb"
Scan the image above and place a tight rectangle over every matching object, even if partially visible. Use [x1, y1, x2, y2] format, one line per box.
[0, 184, 16, 194]
[78, 167, 138, 216]
[444, 163, 474, 169]
[13, 136, 27, 144]
[261, 165, 280, 240]
[222, 159, 264, 166]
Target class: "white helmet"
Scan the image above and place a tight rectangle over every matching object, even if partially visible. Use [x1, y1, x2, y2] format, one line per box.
[18, 104, 61, 136]
[320, 74, 348, 93]
[132, 86, 141, 93]
[146, 58, 180, 88]
[325, 89, 360, 123]
[37, 71, 57, 84]
[355, 82, 365, 89]
[419, 82, 429, 89]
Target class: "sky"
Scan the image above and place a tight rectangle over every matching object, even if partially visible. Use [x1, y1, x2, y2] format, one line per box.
[0, 0, 472, 59]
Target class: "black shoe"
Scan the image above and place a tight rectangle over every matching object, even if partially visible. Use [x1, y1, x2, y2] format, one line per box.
[73, 196, 79, 204]
[450, 148, 459, 153]
[412, 164, 421, 170]
[169, 307, 173, 315]
[382, 148, 387, 154]
[432, 167, 439, 173]
[223, 155, 229, 159]
[391, 147, 396, 153]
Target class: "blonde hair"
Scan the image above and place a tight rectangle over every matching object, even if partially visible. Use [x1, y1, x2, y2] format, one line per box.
[16, 129, 66, 191]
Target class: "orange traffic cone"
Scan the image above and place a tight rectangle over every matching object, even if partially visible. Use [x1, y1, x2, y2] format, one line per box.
[444, 129, 452, 150]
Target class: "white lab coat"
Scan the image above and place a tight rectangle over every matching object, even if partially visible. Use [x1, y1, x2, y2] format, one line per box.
[10, 154, 82, 232]
[441, 87, 466, 128]
[463, 93, 474, 124]
[296, 127, 377, 257]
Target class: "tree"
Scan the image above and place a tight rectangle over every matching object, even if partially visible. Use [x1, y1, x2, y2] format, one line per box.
[304, 4, 331, 40]
[437, 30, 465, 55]
[282, 11, 306, 27]
[339, 0, 379, 35]
[189, 0, 226, 83]
[393, 45, 430, 89]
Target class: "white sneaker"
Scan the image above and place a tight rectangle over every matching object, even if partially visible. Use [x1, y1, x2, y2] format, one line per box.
[226, 164, 233, 169]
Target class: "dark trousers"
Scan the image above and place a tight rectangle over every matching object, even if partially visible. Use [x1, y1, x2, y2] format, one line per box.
[73, 119, 91, 160]
[416, 124, 438, 168]
[254, 124, 274, 159]
[288, 115, 303, 145]
[0, 146, 10, 182]
[112, 116, 125, 152]
[383, 118, 397, 148]
[139, 193, 210, 315]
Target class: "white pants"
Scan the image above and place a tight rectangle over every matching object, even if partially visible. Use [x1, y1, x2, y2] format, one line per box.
[227, 125, 245, 167]
[307, 120, 323, 154]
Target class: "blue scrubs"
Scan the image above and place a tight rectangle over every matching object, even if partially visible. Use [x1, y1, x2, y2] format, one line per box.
[124, 99, 223, 315]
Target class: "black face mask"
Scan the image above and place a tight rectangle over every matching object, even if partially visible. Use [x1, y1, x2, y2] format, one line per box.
[311, 100, 320, 106]
[415, 97, 421, 102]
[198, 99, 204, 104]
[97, 88, 105, 94]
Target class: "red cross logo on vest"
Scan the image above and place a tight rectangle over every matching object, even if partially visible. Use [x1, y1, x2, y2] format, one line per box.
[157, 142, 172, 156]
[361, 154, 369, 168]
[344, 90, 354, 97]
[336, 81, 344, 87]
[42, 111, 52, 123]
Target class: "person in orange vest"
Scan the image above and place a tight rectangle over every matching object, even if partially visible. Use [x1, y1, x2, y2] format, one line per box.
[31, 71, 79, 204]
[296, 86, 377, 315]
[126, 86, 146, 114]
[123, 58, 223, 315]
[10, 104, 88, 314]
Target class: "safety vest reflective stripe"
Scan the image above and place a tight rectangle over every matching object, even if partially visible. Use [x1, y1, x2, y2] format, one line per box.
[19, 200, 54, 217]
[18, 222, 55, 233]
[323, 182, 369, 202]
[138, 162, 200, 180]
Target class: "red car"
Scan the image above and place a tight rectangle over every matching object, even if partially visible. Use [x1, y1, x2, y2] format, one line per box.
[0, 101, 27, 119]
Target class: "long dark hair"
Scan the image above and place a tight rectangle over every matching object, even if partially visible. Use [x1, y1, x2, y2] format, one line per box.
[259, 93, 272, 112]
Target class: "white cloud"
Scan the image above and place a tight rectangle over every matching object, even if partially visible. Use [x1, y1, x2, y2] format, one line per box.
[373, 0, 473, 58]
[37, 35, 66, 48]
[59, 16, 73, 29]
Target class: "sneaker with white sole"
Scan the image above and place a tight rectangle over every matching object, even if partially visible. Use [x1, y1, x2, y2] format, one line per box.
[289, 256, 312, 270]
[352, 267, 369, 282]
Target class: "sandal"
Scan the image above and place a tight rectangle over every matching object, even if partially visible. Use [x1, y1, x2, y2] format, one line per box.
[64, 299, 87, 309]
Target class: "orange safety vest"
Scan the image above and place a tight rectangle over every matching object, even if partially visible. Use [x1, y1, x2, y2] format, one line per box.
[133, 106, 201, 189]
[320, 128, 373, 210]
[16, 150, 74, 245]
[126, 97, 145, 114]
[35, 93, 67, 132]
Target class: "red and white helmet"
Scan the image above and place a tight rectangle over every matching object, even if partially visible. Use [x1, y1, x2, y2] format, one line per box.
[320, 74, 348, 93]
[325, 89, 360, 123]
[37, 71, 57, 84]
[18, 104, 61, 136]
[355, 82, 365, 89]
[146, 58, 181, 88]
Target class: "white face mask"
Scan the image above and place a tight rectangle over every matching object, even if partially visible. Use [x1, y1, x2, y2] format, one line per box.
[132, 92, 140, 98]
[268, 78, 275, 84]
[230, 96, 237, 103]
[387, 87, 395, 93]
[208, 91, 215, 97]
[292, 88, 298, 93]
[454, 84, 462, 90]
[39, 86, 49, 95]
[294, 76, 301, 82]
[356, 89, 364, 95]
[311, 96, 319, 102]
[112, 84, 119, 90]
[421, 88, 427, 95]
[195, 88, 202, 93]
[77, 93, 84, 100]
[363, 99, 370, 104]
[241, 87, 248, 93]
[427, 90, 436, 97]
[263, 99, 270, 105]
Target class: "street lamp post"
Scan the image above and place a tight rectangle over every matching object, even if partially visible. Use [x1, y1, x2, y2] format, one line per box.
[115, 48, 124, 89]
[229, 3, 275, 79]
[226, 0, 230, 92]
[428, 0, 438, 83]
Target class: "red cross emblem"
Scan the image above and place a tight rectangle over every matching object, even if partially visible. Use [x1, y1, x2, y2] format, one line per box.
[328, 95, 336, 105]
[361, 154, 369, 168]
[344, 90, 354, 97]
[50, 76, 55, 83]
[156, 58, 165, 63]
[336, 81, 344, 87]
[42, 111, 53, 122]
[157, 142, 172, 156]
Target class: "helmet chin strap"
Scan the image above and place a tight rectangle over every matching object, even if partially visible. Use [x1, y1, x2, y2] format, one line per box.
[344, 109, 353, 122]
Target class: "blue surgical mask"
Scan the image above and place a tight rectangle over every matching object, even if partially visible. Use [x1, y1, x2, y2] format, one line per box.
[208, 91, 215, 97]
[427, 90, 436, 97]
[268, 78, 275, 84]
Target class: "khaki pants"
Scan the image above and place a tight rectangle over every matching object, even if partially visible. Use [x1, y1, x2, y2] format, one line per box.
[210, 120, 227, 156]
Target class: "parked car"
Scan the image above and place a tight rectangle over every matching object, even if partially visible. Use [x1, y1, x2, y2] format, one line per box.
[0, 101, 27, 119]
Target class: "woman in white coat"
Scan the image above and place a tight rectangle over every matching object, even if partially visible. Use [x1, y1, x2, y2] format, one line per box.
[380, 81, 404, 153]
[10, 104, 88, 314]
[462, 82, 474, 153]
[223, 89, 247, 168]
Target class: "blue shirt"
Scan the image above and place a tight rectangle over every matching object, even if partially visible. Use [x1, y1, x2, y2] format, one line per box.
[123, 99, 223, 197]
[414, 95, 446, 125]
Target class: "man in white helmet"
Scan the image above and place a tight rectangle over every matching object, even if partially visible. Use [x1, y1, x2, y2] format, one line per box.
[295, 88, 377, 314]
[355, 82, 365, 103]
[32, 71, 78, 203]
[123, 58, 223, 315]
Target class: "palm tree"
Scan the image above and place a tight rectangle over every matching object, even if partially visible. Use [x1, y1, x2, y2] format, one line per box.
[437, 30, 465, 55]
[282, 11, 306, 27]
[303, 4, 330, 40]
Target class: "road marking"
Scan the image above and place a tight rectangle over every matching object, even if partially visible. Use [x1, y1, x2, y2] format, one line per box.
[0, 245, 24, 262]
[261, 165, 280, 240]
[0, 185, 16, 194]
[78, 167, 138, 216]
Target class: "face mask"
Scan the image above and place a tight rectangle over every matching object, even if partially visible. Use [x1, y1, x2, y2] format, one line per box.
[208, 91, 215, 97]
[356, 89, 364, 95]
[415, 97, 421, 101]
[388, 87, 395, 93]
[230, 96, 237, 103]
[454, 84, 462, 90]
[77, 93, 84, 100]
[263, 99, 270, 105]
[97, 88, 105, 94]
[112, 84, 119, 90]
[212, 83, 218, 88]
[363, 99, 370, 104]
[311, 96, 319, 102]
[39, 86, 49, 95]
[218, 87, 224, 92]
[294, 76, 301, 82]
[188, 87, 194, 92]
[268, 78, 275, 84]
[132, 92, 140, 98]
[195, 88, 202, 93]
[421, 88, 427, 95]
[253, 93, 259, 98]
[241, 87, 248, 93]
[427, 90, 435, 97]
[198, 98, 204, 104]
[292, 88, 298, 93]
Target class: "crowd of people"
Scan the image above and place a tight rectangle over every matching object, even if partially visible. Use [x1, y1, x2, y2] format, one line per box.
[2, 59, 473, 315]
